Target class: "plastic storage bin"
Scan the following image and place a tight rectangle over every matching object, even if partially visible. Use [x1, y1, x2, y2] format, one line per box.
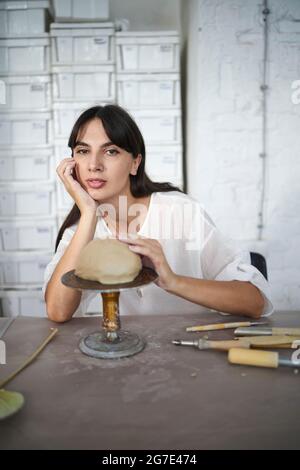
[56, 178, 74, 211]
[0, 146, 54, 182]
[52, 64, 115, 102]
[53, 141, 73, 210]
[0, 35, 50, 74]
[86, 294, 103, 315]
[0, 75, 51, 111]
[50, 22, 115, 65]
[52, 0, 109, 22]
[54, 139, 71, 162]
[0, 289, 47, 317]
[146, 145, 183, 182]
[0, 218, 57, 251]
[0, 182, 56, 218]
[116, 31, 180, 73]
[0, 1, 51, 36]
[0, 251, 52, 287]
[117, 73, 180, 109]
[130, 109, 182, 145]
[57, 209, 70, 229]
[53, 102, 103, 138]
[0, 111, 52, 146]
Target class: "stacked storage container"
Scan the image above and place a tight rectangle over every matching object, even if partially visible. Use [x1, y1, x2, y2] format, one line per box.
[116, 31, 183, 188]
[50, 16, 115, 229]
[0, 2, 184, 318]
[0, 0, 54, 317]
[50, 0, 113, 315]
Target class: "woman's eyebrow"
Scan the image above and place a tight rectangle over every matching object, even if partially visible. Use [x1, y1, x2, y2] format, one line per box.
[74, 141, 90, 148]
[101, 141, 115, 148]
[74, 141, 115, 148]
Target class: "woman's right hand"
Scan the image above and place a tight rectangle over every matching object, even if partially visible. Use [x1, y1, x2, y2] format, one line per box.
[56, 158, 99, 215]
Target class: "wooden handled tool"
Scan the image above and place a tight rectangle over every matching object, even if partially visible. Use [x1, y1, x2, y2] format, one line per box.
[235, 326, 300, 337]
[240, 335, 300, 348]
[228, 348, 300, 369]
[172, 335, 299, 351]
[172, 338, 251, 351]
[186, 321, 267, 332]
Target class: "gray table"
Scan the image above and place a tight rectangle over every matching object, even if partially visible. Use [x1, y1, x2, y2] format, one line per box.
[0, 311, 299, 450]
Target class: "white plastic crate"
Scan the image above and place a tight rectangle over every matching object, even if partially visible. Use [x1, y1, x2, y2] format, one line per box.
[0, 182, 56, 219]
[0, 251, 52, 287]
[56, 178, 74, 211]
[0, 111, 52, 146]
[0, 1, 52, 36]
[54, 139, 71, 162]
[117, 73, 180, 109]
[57, 209, 70, 229]
[53, 0, 109, 21]
[0, 289, 47, 317]
[0, 35, 50, 74]
[53, 101, 104, 139]
[116, 31, 180, 73]
[0, 146, 54, 182]
[0, 75, 51, 111]
[0, 218, 57, 252]
[146, 145, 183, 182]
[130, 109, 182, 145]
[53, 141, 74, 210]
[86, 294, 102, 315]
[50, 22, 115, 65]
[52, 64, 115, 102]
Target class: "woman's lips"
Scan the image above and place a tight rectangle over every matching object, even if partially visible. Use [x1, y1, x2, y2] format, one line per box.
[86, 180, 107, 189]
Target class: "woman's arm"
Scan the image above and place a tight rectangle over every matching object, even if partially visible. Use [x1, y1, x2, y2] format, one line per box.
[46, 157, 101, 322]
[166, 276, 265, 319]
[45, 210, 97, 323]
[122, 237, 265, 319]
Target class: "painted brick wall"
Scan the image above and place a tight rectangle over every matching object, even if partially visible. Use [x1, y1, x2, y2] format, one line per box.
[184, 0, 300, 310]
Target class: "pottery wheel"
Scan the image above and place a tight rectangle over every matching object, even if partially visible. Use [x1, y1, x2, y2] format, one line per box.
[61, 267, 158, 359]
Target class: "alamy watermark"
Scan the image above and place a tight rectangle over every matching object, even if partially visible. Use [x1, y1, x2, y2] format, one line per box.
[95, 196, 215, 252]
[0, 339, 6, 365]
[291, 348, 300, 366]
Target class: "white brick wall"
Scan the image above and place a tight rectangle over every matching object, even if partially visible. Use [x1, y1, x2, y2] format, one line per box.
[185, 0, 300, 310]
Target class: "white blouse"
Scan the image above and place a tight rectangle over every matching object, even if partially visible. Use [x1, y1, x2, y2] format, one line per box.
[42, 191, 274, 317]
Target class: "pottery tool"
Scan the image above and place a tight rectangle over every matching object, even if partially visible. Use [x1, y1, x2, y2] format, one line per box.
[172, 335, 299, 351]
[0, 328, 58, 390]
[173, 338, 250, 351]
[228, 348, 300, 369]
[234, 326, 300, 337]
[186, 320, 268, 332]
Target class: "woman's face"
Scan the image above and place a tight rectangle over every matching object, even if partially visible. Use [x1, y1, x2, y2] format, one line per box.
[73, 118, 141, 202]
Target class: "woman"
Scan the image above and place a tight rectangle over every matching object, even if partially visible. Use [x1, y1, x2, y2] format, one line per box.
[43, 104, 273, 322]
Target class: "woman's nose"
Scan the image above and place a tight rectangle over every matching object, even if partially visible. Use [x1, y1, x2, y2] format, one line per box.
[88, 153, 105, 171]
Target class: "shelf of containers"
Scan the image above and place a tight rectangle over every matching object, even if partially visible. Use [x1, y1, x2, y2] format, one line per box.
[0, 0, 54, 318]
[115, 31, 183, 189]
[50, 21, 116, 223]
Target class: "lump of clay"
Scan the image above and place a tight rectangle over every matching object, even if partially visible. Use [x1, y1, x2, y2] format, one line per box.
[75, 238, 142, 284]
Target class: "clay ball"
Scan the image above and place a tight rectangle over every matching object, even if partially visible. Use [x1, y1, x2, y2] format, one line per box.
[75, 238, 142, 284]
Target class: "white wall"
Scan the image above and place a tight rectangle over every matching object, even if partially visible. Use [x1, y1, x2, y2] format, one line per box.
[185, 0, 300, 310]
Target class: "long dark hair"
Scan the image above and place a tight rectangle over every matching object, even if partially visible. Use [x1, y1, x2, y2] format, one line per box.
[55, 104, 183, 252]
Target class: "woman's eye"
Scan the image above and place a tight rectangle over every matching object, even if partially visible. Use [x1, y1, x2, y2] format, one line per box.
[106, 148, 119, 157]
[76, 149, 88, 155]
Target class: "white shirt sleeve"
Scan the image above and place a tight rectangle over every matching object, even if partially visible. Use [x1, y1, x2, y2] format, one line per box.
[200, 220, 274, 317]
[42, 226, 89, 317]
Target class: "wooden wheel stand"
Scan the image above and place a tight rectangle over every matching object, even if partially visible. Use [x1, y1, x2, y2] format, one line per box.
[61, 267, 157, 359]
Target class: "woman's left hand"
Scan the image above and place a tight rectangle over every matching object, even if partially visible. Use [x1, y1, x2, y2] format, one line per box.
[120, 236, 178, 291]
